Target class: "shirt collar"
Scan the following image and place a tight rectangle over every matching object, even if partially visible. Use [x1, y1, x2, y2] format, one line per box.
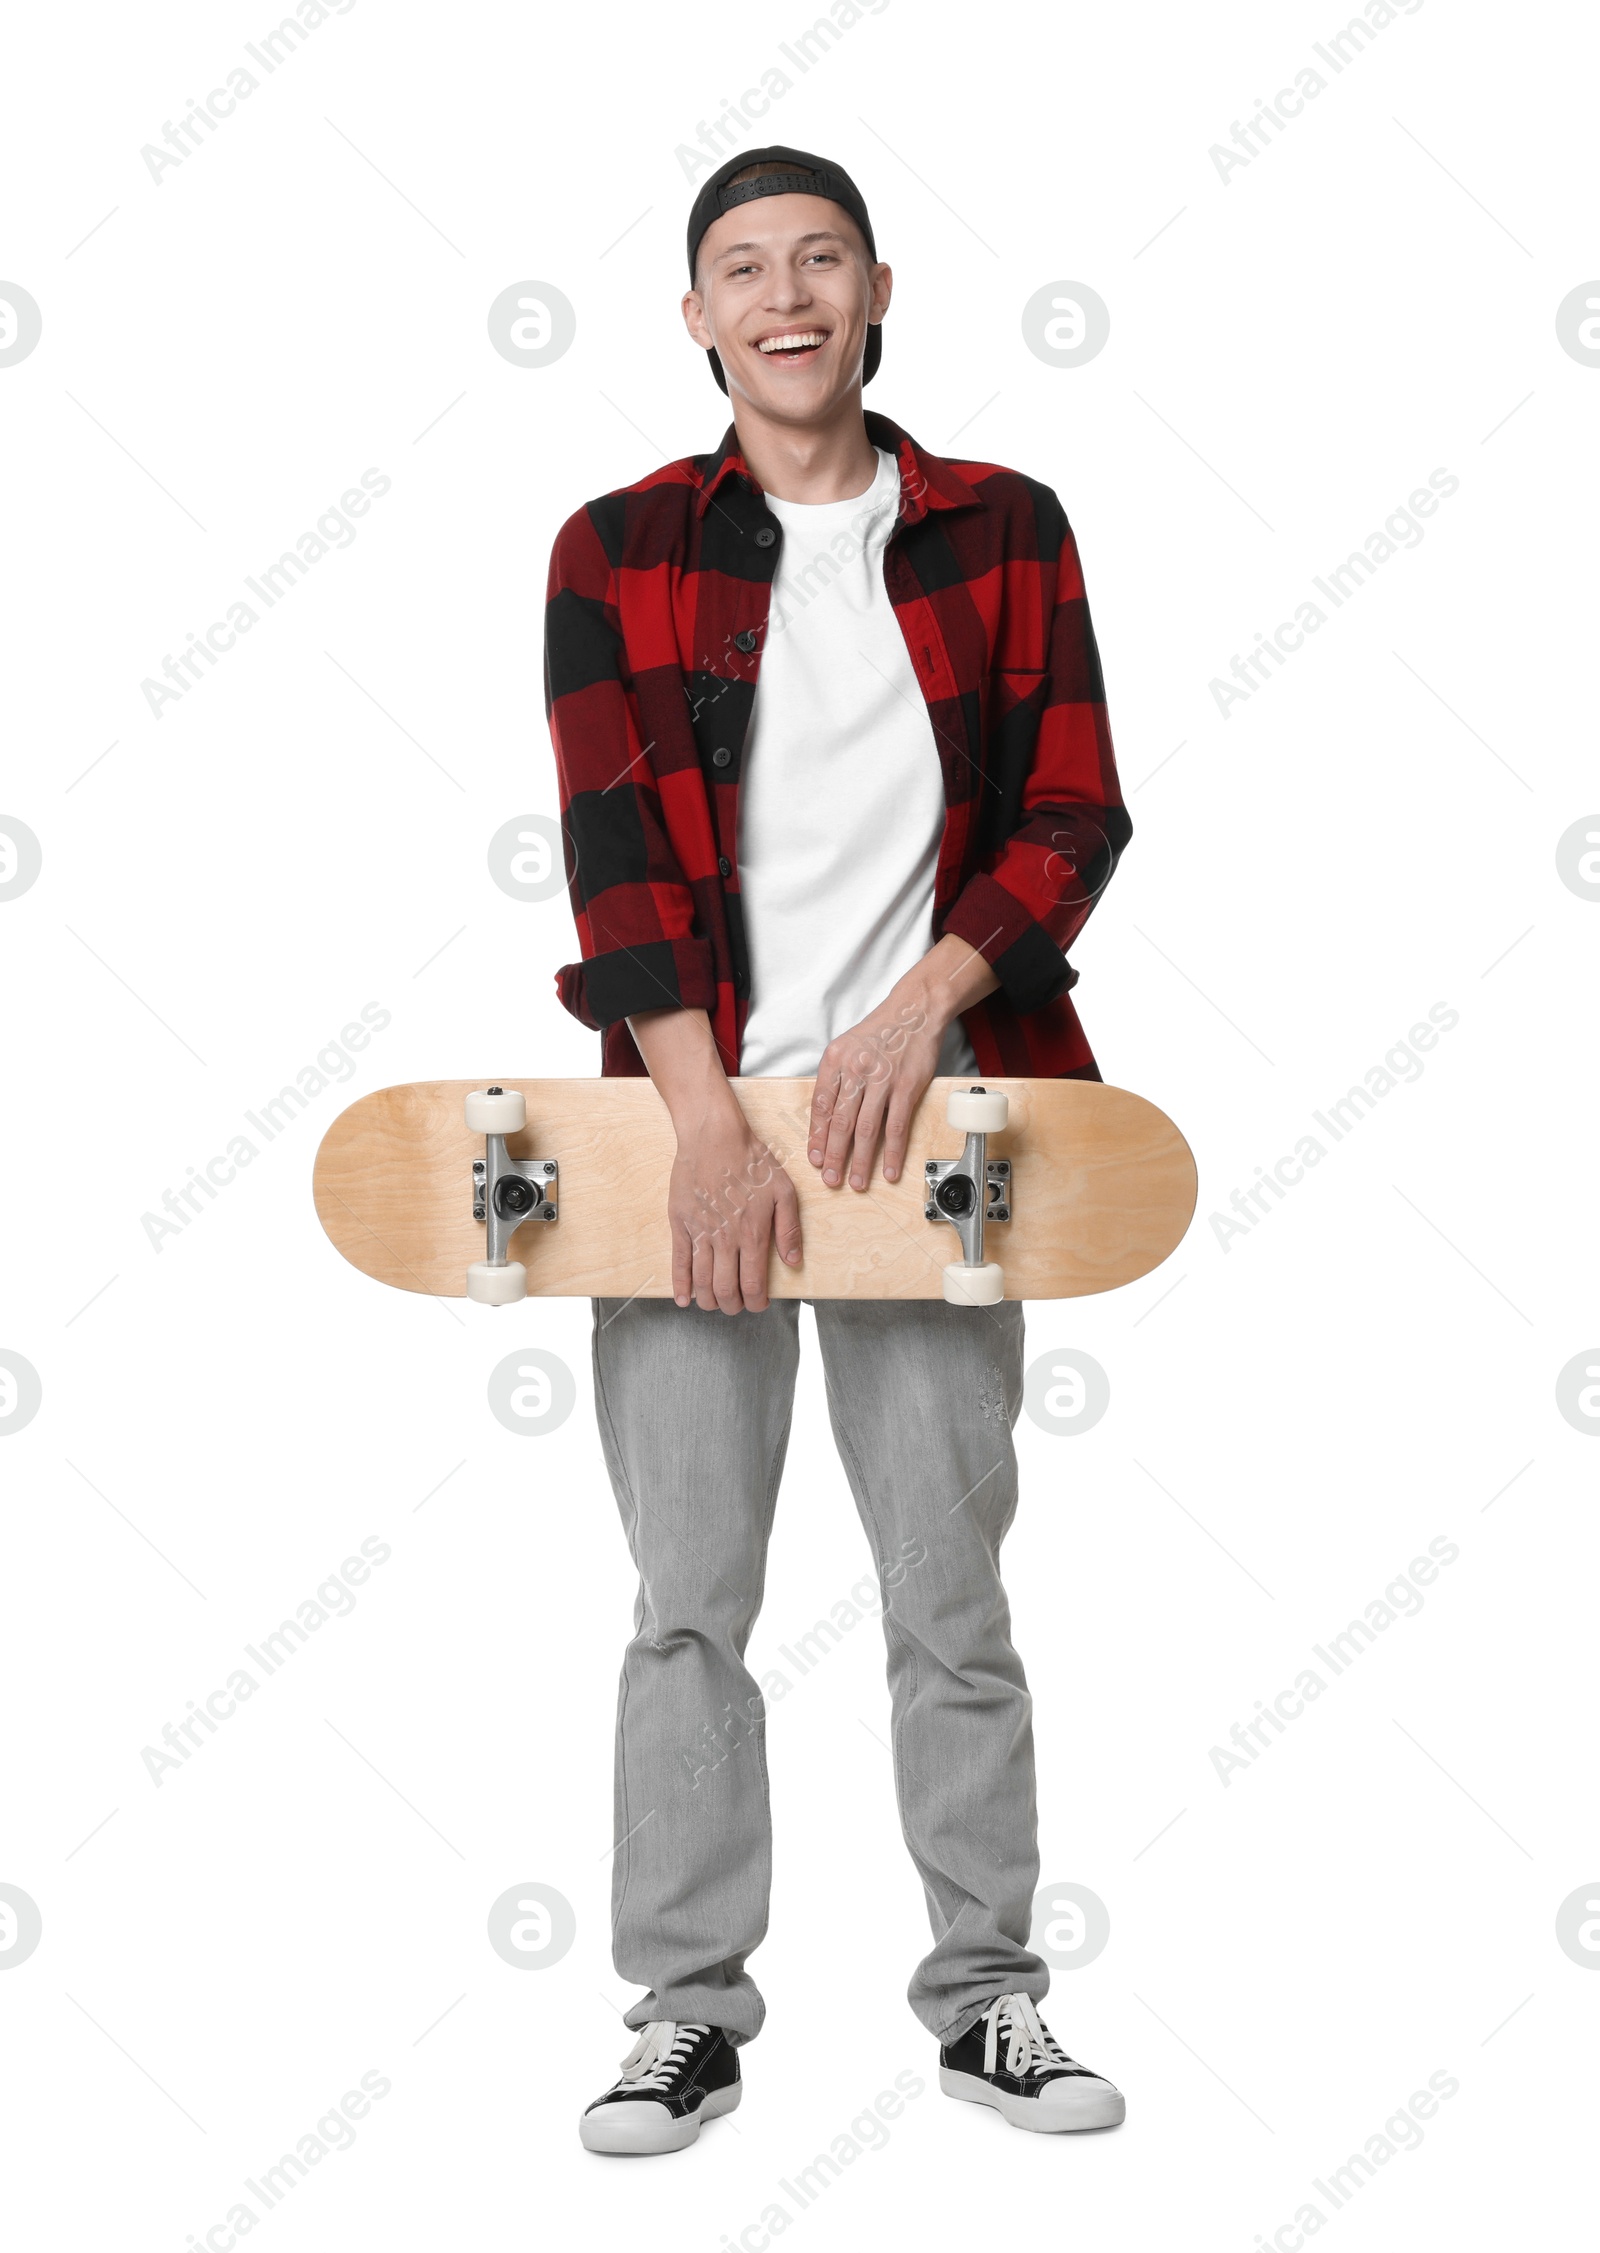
[693, 407, 984, 526]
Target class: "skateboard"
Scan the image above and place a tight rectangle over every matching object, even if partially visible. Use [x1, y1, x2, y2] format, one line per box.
[312, 1077, 1196, 1305]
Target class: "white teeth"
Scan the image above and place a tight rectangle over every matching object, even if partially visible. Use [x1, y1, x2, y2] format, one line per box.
[756, 331, 827, 353]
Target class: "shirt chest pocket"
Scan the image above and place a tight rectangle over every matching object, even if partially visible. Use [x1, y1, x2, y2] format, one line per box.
[986, 666, 1050, 739]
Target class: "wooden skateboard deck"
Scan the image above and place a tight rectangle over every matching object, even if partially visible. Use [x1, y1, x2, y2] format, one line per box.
[312, 1077, 1196, 1302]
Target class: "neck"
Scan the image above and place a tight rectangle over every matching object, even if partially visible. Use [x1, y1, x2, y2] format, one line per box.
[727, 388, 879, 503]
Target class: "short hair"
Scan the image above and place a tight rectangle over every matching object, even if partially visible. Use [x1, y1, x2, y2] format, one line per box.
[727, 160, 816, 187]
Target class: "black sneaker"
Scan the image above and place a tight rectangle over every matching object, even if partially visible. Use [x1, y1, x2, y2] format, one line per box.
[579, 2020, 742, 2154]
[940, 1993, 1124, 2133]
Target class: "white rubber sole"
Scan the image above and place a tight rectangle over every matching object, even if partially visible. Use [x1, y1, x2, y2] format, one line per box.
[940, 2066, 1125, 2133]
[580, 2077, 742, 2154]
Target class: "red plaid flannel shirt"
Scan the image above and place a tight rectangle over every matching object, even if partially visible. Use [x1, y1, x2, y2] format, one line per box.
[544, 408, 1129, 1079]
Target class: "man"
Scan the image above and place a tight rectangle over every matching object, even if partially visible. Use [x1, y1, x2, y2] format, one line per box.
[544, 144, 1130, 2153]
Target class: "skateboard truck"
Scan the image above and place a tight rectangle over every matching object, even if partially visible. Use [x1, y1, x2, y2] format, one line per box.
[926, 1086, 1011, 1306]
[464, 1087, 557, 1305]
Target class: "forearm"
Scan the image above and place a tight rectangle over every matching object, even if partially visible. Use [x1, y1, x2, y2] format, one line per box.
[626, 1005, 741, 1130]
[894, 931, 1000, 1035]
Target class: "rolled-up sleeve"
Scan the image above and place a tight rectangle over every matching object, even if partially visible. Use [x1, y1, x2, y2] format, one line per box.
[544, 505, 716, 1028]
[940, 491, 1130, 1015]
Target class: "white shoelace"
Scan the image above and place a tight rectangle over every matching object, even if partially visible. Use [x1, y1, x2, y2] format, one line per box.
[615, 2020, 710, 2092]
[981, 1994, 1075, 2079]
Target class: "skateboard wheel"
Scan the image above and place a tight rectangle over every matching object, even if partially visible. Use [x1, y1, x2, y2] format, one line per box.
[465, 1088, 526, 1135]
[947, 1088, 1008, 1134]
[466, 1260, 527, 1305]
[942, 1261, 1004, 1306]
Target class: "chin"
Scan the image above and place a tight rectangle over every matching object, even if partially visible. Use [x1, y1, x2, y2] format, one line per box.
[737, 354, 859, 413]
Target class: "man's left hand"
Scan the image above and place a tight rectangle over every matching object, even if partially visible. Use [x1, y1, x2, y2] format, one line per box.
[807, 934, 1000, 1191]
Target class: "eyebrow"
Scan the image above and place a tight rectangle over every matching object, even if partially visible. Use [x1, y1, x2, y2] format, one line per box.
[712, 229, 851, 263]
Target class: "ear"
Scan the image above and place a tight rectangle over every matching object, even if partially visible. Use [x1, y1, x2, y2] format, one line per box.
[682, 288, 714, 351]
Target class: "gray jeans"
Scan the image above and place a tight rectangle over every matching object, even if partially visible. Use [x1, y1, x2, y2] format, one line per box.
[589, 1292, 1049, 2044]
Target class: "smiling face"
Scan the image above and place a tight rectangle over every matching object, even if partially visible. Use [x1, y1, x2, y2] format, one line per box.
[684, 191, 891, 421]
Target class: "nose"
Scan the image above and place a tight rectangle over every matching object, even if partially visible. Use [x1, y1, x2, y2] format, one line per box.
[763, 269, 812, 313]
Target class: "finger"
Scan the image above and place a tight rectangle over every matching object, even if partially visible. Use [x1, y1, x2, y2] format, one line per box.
[690, 1220, 720, 1313]
[712, 1223, 745, 1316]
[848, 1078, 890, 1190]
[670, 1204, 696, 1306]
[881, 1090, 918, 1184]
[772, 1174, 803, 1268]
[821, 1082, 863, 1187]
[738, 1223, 769, 1312]
[808, 1063, 841, 1166]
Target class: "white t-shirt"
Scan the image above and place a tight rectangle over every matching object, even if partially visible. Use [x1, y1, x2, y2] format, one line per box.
[736, 445, 979, 1080]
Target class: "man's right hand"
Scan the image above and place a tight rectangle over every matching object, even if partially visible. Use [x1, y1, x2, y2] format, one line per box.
[668, 1091, 802, 1313]
[624, 1005, 802, 1314]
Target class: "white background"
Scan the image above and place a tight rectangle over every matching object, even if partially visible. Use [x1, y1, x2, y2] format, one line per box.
[2, 0, 1596, 2246]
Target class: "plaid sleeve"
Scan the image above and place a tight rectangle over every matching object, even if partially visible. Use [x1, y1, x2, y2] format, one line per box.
[940, 490, 1130, 1015]
[544, 504, 716, 1029]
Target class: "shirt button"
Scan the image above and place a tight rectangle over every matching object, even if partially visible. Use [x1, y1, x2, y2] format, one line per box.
[734, 629, 757, 652]
[754, 527, 776, 548]
[711, 747, 732, 768]
[732, 969, 748, 995]
[718, 856, 732, 877]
